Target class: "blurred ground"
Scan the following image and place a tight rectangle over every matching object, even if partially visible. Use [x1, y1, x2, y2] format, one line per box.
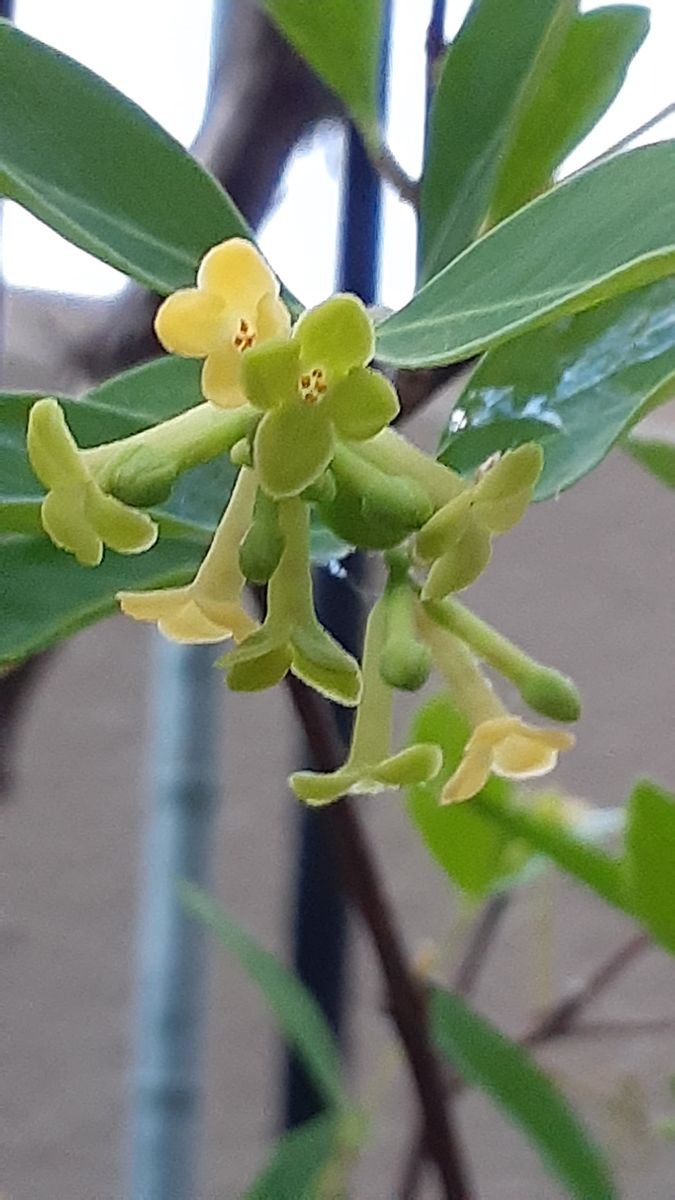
[3, 290, 675, 1199]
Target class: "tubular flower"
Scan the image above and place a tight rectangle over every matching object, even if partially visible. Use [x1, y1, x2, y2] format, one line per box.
[291, 600, 442, 805]
[154, 238, 291, 408]
[416, 444, 543, 599]
[242, 294, 399, 498]
[419, 610, 574, 805]
[27, 397, 157, 567]
[219, 497, 362, 705]
[117, 467, 258, 644]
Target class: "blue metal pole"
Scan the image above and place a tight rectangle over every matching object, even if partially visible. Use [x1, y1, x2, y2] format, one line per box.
[129, 640, 221, 1200]
[128, 8, 233, 1197]
[284, 0, 392, 1131]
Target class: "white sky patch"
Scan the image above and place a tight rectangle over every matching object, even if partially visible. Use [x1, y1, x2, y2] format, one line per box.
[2, 0, 673, 304]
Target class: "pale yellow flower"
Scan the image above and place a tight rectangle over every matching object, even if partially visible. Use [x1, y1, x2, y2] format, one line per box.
[118, 467, 258, 644]
[154, 238, 290, 408]
[441, 715, 574, 804]
[418, 607, 574, 805]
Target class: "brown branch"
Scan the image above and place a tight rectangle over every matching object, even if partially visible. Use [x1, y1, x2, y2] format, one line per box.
[366, 139, 419, 207]
[525, 933, 650, 1046]
[400, 895, 510, 1199]
[285, 674, 474, 1200]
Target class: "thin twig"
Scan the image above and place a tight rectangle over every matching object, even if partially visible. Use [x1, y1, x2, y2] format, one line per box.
[399, 895, 510, 1200]
[569, 101, 675, 178]
[367, 138, 419, 208]
[525, 933, 650, 1045]
[285, 674, 474, 1200]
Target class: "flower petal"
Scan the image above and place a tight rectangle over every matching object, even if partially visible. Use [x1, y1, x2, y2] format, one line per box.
[254, 404, 335, 498]
[492, 725, 575, 780]
[222, 628, 293, 691]
[197, 238, 279, 308]
[201, 344, 246, 408]
[422, 517, 492, 598]
[441, 741, 493, 804]
[86, 488, 158, 555]
[27, 398, 87, 489]
[290, 764, 362, 806]
[41, 486, 102, 566]
[291, 621, 362, 707]
[256, 291, 292, 342]
[326, 367, 399, 441]
[241, 339, 300, 411]
[367, 744, 443, 790]
[295, 294, 375, 377]
[154, 289, 229, 356]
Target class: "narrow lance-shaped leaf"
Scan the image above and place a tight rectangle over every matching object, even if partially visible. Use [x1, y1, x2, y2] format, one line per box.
[0, 19, 253, 294]
[431, 988, 617, 1200]
[180, 883, 347, 1111]
[377, 142, 675, 370]
[490, 4, 650, 225]
[624, 779, 675, 954]
[243, 1110, 368, 1200]
[437, 277, 675, 499]
[262, 0, 382, 140]
[420, 0, 570, 280]
[624, 433, 675, 491]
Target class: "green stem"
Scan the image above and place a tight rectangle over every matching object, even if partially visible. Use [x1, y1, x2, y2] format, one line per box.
[417, 608, 505, 727]
[347, 600, 393, 765]
[268, 497, 314, 625]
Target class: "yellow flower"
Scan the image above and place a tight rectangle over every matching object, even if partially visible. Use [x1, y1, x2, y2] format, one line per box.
[27, 397, 157, 567]
[154, 238, 290, 408]
[441, 715, 574, 805]
[118, 467, 258, 643]
[418, 608, 574, 805]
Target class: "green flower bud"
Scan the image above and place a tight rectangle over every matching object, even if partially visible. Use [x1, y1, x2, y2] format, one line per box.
[518, 667, 581, 723]
[317, 443, 432, 550]
[106, 444, 176, 507]
[380, 559, 431, 691]
[301, 469, 337, 504]
[230, 437, 253, 468]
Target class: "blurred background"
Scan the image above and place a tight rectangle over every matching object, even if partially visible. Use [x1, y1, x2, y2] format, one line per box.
[3, 2, 675, 1197]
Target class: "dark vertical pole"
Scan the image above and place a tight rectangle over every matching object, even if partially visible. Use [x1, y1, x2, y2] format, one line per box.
[284, 0, 392, 1130]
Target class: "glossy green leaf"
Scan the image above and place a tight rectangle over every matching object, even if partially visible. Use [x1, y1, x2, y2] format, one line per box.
[406, 695, 529, 897]
[624, 434, 675, 490]
[438, 277, 675, 498]
[262, 0, 382, 138]
[180, 884, 347, 1111]
[0, 19, 252, 294]
[243, 1114, 340, 1200]
[377, 143, 675, 370]
[431, 988, 617, 1200]
[490, 5, 649, 225]
[420, 0, 568, 280]
[0, 533, 200, 664]
[624, 780, 675, 953]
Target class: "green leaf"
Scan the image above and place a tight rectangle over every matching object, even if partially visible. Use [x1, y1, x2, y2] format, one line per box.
[0, 19, 252, 294]
[243, 1114, 340, 1200]
[0, 533, 200, 664]
[490, 5, 649, 225]
[624, 780, 675, 953]
[437, 277, 675, 499]
[377, 143, 675, 370]
[474, 789, 627, 911]
[624, 433, 675, 490]
[420, 0, 569, 280]
[262, 0, 382, 139]
[406, 695, 530, 897]
[431, 988, 617, 1200]
[180, 883, 347, 1111]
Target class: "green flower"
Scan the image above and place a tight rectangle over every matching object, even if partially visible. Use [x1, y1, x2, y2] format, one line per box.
[27, 398, 157, 567]
[291, 599, 442, 806]
[242, 294, 399, 498]
[219, 496, 362, 705]
[416, 444, 543, 599]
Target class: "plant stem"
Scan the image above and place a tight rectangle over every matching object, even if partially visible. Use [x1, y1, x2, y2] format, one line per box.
[285, 674, 474, 1200]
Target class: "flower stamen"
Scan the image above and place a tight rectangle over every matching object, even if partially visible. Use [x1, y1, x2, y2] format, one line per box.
[300, 366, 328, 404]
[233, 317, 256, 352]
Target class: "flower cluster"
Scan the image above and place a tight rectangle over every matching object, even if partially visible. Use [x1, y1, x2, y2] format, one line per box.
[25, 238, 580, 806]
